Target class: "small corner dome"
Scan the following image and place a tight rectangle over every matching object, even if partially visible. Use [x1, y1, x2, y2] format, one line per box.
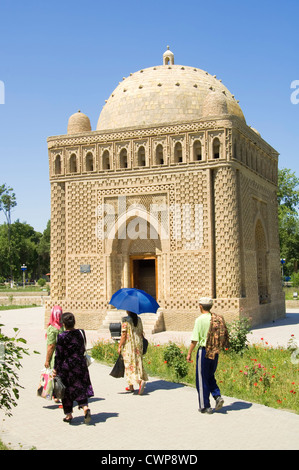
[250, 126, 261, 137]
[67, 110, 91, 135]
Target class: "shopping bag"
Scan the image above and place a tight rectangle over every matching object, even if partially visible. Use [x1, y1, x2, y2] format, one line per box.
[37, 368, 54, 400]
[85, 352, 94, 367]
[53, 375, 66, 400]
[110, 354, 125, 378]
[143, 337, 148, 355]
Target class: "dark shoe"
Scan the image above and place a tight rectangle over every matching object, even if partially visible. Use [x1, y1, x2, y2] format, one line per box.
[84, 409, 91, 425]
[63, 416, 73, 423]
[200, 407, 213, 414]
[215, 396, 224, 411]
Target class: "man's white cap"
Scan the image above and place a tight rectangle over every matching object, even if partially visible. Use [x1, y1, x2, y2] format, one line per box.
[199, 297, 213, 306]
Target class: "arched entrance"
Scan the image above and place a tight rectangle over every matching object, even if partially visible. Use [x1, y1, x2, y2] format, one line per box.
[255, 219, 269, 304]
[105, 211, 167, 302]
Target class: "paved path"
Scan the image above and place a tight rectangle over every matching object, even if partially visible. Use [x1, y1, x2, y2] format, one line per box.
[0, 307, 299, 451]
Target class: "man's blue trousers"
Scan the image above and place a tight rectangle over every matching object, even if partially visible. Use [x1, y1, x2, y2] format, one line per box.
[195, 346, 221, 410]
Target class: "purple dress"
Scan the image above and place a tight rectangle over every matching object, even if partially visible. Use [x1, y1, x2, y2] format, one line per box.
[54, 329, 94, 406]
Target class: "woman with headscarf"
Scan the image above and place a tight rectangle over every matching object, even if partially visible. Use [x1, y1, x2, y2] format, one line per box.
[45, 305, 64, 369]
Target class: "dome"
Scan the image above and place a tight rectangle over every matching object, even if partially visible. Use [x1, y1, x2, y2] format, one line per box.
[67, 110, 91, 135]
[97, 51, 245, 131]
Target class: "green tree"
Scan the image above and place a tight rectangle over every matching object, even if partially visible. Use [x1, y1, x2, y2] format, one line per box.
[278, 168, 299, 275]
[0, 184, 17, 284]
[37, 220, 50, 276]
[0, 221, 41, 281]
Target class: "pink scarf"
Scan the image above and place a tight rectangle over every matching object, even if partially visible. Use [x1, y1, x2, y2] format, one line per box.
[47, 305, 63, 331]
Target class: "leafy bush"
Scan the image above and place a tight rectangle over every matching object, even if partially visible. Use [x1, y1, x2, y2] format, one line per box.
[37, 278, 46, 287]
[0, 326, 29, 416]
[226, 318, 251, 355]
[163, 342, 189, 379]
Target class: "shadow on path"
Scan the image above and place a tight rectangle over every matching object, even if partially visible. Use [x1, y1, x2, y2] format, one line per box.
[217, 400, 253, 414]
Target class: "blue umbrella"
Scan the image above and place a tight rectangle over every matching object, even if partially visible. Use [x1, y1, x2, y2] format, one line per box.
[109, 287, 159, 315]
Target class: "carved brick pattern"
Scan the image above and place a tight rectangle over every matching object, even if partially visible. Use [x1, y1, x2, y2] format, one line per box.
[214, 167, 241, 298]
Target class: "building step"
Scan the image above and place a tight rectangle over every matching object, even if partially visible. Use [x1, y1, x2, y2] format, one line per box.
[98, 308, 165, 335]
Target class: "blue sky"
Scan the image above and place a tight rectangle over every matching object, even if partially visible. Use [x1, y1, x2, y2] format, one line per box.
[0, 0, 299, 233]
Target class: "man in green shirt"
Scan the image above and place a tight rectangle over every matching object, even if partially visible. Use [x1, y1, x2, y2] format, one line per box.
[187, 297, 224, 414]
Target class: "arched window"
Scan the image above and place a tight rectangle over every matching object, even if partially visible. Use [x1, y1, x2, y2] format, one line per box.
[138, 146, 146, 166]
[70, 153, 77, 173]
[213, 138, 220, 159]
[193, 140, 202, 161]
[120, 148, 127, 168]
[174, 141, 182, 163]
[54, 155, 61, 175]
[155, 144, 164, 165]
[86, 152, 94, 172]
[102, 150, 110, 170]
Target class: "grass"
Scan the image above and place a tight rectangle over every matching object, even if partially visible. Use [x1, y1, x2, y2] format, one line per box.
[0, 286, 47, 292]
[91, 337, 299, 414]
[0, 440, 11, 450]
[283, 286, 299, 300]
[0, 305, 39, 310]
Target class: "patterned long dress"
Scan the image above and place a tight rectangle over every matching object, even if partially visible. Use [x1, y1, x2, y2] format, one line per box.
[121, 316, 148, 386]
[54, 329, 94, 409]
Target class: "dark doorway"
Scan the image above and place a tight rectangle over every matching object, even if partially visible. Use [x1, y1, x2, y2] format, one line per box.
[130, 257, 157, 299]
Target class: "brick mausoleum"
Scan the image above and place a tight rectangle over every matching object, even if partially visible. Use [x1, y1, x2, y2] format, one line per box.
[46, 47, 285, 331]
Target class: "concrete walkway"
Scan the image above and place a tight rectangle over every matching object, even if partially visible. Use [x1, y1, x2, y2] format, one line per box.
[0, 307, 299, 451]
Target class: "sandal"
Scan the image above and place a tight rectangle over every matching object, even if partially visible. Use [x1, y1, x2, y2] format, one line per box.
[125, 387, 134, 392]
[138, 380, 145, 395]
[84, 409, 91, 425]
[63, 415, 73, 423]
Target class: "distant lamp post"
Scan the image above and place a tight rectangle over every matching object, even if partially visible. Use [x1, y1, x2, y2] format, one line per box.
[280, 258, 286, 283]
[21, 264, 27, 288]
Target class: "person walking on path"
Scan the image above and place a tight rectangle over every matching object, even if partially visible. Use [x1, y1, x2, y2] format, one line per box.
[187, 297, 229, 414]
[45, 305, 64, 369]
[53, 312, 94, 424]
[118, 311, 148, 395]
[44, 305, 64, 405]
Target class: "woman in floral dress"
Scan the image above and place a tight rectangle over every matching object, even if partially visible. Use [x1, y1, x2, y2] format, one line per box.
[118, 311, 148, 394]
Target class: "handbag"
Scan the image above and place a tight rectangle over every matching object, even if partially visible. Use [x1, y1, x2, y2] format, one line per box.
[37, 368, 54, 400]
[110, 354, 125, 378]
[80, 329, 94, 367]
[143, 337, 148, 355]
[53, 375, 66, 400]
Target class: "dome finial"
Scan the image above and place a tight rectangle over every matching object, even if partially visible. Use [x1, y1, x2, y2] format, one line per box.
[163, 46, 174, 65]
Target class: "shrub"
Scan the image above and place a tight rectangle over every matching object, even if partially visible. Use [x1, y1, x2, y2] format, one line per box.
[163, 342, 189, 379]
[0, 326, 29, 416]
[37, 278, 46, 287]
[226, 318, 251, 355]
